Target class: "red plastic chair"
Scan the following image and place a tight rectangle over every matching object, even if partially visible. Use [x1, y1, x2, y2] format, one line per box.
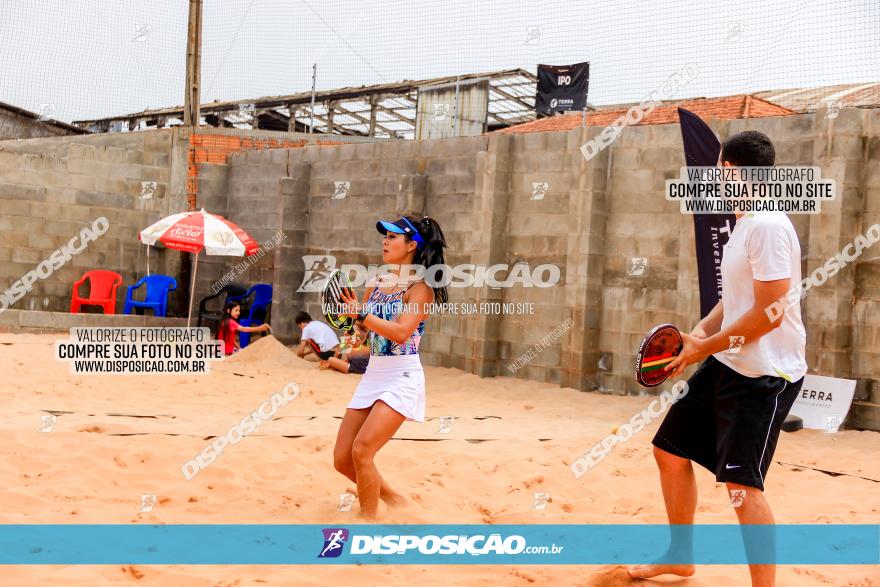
[70, 270, 123, 314]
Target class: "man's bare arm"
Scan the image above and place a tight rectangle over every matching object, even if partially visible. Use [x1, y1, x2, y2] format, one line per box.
[692, 300, 724, 338]
[666, 278, 789, 378]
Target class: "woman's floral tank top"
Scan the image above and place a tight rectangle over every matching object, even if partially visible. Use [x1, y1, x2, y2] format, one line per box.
[366, 286, 424, 356]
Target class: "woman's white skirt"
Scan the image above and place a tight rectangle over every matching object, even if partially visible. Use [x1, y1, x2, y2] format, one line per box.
[347, 354, 425, 422]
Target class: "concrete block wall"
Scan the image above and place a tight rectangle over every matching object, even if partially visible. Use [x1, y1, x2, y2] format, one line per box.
[188, 160, 232, 313]
[850, 108, 880, 429]
[0, 129, 188, 315]
[183, 135, 492, 348]
[588, 110, 879, 429]
[6, 112, 875, 429]
[194, 149, 289, 290]
[211, 108, 879, 429]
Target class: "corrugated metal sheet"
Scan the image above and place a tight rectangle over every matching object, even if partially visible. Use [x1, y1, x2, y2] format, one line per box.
[414, 78, 489, 140]
[754, 82, 880, 112]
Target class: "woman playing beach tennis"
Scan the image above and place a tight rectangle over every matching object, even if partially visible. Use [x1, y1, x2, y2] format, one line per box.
[332, 214, 448, 519]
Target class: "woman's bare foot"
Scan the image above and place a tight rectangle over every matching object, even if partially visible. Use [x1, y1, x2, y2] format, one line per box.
[318, 361, 330, 370]
[353, 510, 376, 521]
[382, 492, 409, 509]
[628, 562, 695, 579]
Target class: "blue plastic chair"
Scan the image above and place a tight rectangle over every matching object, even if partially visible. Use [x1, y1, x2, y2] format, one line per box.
[234, 284, 273, 348]
[123, 274, 177, 317]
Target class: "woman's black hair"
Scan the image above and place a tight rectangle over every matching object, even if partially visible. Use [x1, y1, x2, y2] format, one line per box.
[219, 300, 241, 338]
[402, 213, 448, 304]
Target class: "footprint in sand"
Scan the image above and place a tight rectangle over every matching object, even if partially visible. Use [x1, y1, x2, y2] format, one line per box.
[523, 475, 545, 489]
[475, 503, 495, 523]
[612, 505, 645, 516]
[793, 567, 835, 584]
[79, 425, 103, 433]
[281, 495, 302, 508]
[586, 565, 635, 586]
[510, 569, 537, 583]
[120, 565, 144, 580]
[619, 448, 640, 459]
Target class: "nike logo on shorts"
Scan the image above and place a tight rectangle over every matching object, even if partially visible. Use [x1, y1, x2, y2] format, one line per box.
[725, 464, 741, 469]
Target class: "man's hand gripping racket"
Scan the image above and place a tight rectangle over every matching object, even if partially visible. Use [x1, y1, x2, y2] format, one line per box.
[636, 323, 711, 386]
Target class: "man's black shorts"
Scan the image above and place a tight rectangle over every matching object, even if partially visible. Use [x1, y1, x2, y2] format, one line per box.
[652, 355, 804, 491]
[307, 339, 335, 360]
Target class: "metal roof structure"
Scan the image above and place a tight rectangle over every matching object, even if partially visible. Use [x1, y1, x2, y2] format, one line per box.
[0, 100, 90, 136]
[753, 82, 880, 112]
[73, 69, 539, 139]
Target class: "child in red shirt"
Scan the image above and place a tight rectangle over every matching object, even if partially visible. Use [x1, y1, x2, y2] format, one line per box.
[218, 301, 271, 355]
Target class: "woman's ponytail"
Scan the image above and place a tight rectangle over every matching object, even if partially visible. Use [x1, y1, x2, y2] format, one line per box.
[404, 214, 448, 304]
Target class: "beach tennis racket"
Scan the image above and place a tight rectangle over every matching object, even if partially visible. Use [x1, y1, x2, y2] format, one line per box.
[635, 323, 683, 387]
[322, 269, 355, 333]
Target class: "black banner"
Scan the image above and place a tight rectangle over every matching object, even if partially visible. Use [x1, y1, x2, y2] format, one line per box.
[535, 62, 589, 117]
[677, 108, 735, 318]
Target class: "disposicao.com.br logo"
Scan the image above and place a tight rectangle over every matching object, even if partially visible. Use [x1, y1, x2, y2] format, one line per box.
[317, 528, 563, 558]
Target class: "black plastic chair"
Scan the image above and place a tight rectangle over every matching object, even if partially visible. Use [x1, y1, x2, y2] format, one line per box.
[237, 284, 273, 348]
[197, 282, 248, 330]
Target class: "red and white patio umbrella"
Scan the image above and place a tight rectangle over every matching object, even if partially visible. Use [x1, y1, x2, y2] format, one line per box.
[139, 209, 260, 326]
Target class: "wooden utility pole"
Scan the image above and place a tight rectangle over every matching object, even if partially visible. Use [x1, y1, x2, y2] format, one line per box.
[309, 63, 317, 134]
[183, 0, 203, 126]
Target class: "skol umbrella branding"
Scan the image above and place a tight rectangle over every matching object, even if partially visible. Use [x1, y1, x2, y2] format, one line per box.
[139, 209, 259, 325]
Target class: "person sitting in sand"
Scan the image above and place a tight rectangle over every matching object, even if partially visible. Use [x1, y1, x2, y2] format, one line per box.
[294, 311, 340, 360]
[320, 325, 369, 374]
[217, 300, 271, 356]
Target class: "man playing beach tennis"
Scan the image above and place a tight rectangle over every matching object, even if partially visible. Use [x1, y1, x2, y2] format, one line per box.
[630, 131, 808, 587]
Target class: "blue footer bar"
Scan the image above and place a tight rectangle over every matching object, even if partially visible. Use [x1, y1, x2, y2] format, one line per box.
[0, 524, 877, 565]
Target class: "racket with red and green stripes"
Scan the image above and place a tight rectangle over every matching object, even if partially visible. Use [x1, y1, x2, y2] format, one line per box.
[635, 323, 683, 387]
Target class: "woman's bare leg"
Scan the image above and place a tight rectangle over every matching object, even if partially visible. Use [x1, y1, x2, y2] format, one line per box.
[351, 400, 407, 519]
[333, 407, 406, 508]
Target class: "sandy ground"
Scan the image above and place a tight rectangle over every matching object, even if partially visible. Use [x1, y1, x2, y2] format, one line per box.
[0, 332, 877, 586]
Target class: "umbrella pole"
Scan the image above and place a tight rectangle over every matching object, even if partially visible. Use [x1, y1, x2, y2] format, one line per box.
[187, 251, 199, 328]
[146, 245, 150, 277]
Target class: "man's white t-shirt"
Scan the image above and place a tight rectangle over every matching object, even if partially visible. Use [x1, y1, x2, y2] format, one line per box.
[301, 320, 340, 352]
[713, 211, 808, 382]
